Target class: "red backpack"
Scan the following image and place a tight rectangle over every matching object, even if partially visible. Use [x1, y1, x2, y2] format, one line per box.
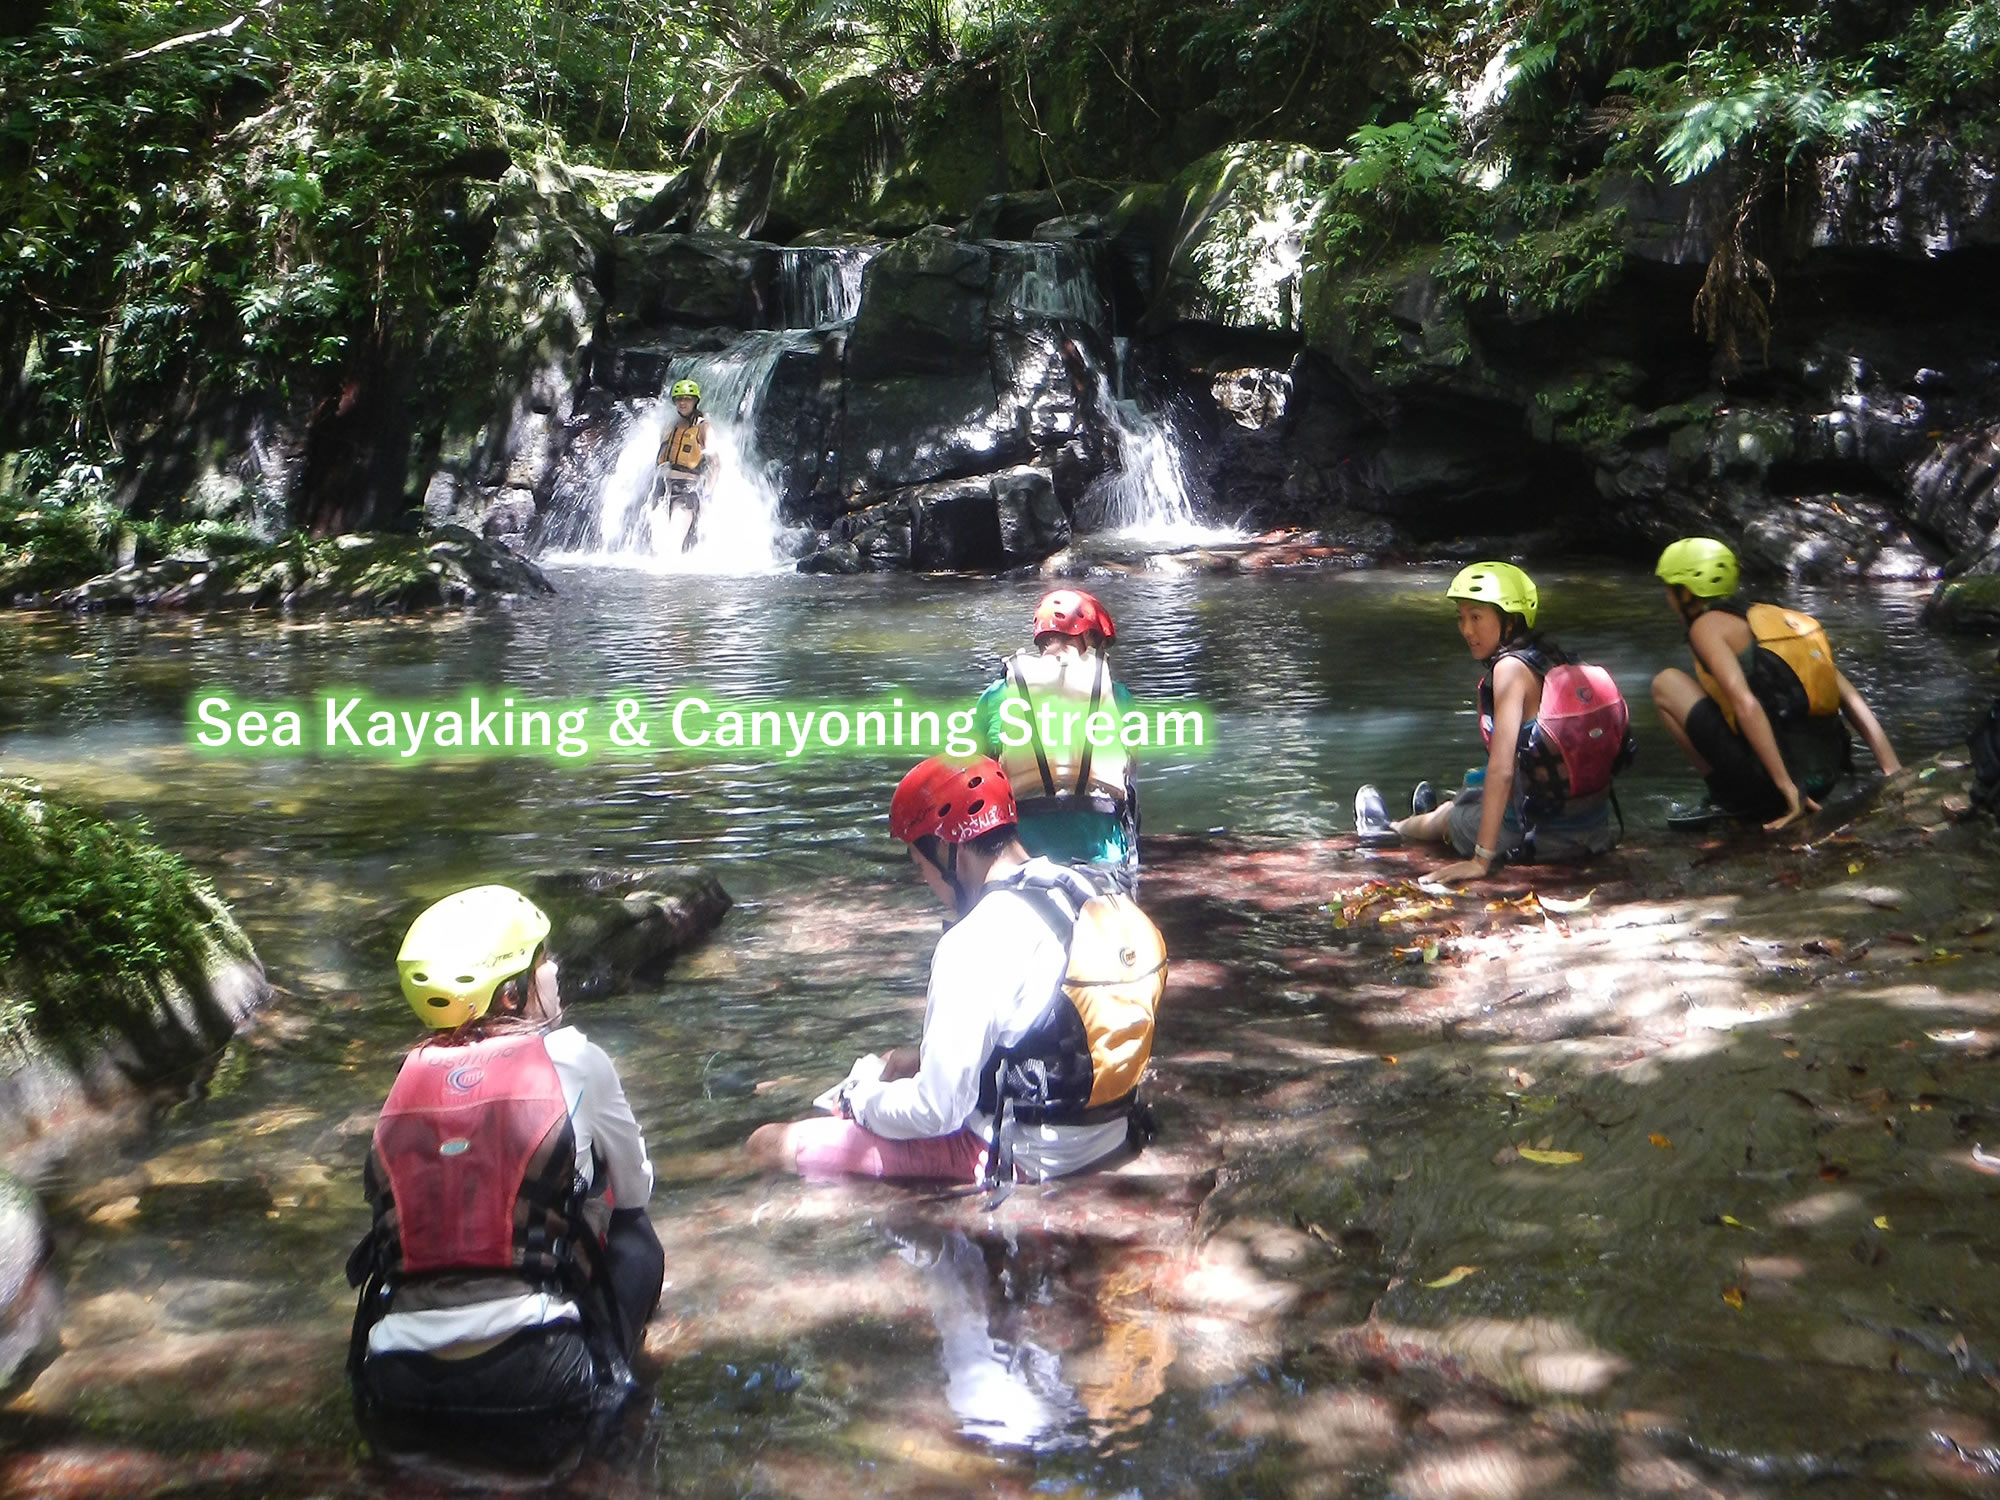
[1482, 647, 1636, 821]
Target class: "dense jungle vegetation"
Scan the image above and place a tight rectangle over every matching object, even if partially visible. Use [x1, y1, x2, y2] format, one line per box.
[3, 0, 1998, 525]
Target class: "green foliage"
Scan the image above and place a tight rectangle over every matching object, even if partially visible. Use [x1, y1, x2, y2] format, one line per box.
[1435, 205, 1628, 317]
[0, 778, 248, 1068]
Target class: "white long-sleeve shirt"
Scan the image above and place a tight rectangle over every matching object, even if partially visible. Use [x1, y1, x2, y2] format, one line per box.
[367, 1025, 653, 1355]
[846, 858, 1130, 1181]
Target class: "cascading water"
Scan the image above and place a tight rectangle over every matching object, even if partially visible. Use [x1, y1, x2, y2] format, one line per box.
[544, 245, 879, 575]
[778, 246, 874, 329]
[1080, 340, 1239, 545]
[560, 332, 816, 575]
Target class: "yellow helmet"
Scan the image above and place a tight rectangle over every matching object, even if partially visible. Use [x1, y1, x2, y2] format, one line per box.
[397, 885, 551, 1029]
[1656, 537, 1739, 598]
[1446, 561, 1538, 628]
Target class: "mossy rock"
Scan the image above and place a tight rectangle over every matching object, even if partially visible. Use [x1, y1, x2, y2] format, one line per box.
[0, 779, 265, 1086]
[1140, 143, 1341, 334]
[0, 508, 116, 600]
[1926, 575, 2000, 634]
[52, 527, 554, 614]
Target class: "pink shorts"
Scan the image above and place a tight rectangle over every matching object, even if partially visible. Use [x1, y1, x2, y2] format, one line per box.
[789, 1117, 989, 1184]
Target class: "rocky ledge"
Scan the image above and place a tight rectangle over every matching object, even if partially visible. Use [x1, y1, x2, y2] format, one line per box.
[41, 526, 554, 614]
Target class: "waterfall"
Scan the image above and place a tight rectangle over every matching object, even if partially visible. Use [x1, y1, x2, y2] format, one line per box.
[542, 331, 815, 575]
[993, 242, 1105, 326]
[777, 246, 875, 329]
[1080, 354, 1239, 545]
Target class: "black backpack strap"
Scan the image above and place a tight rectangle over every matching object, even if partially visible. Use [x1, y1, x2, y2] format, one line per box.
[1072, 656, 1106, 797]
[1007, 658, 1058, 798]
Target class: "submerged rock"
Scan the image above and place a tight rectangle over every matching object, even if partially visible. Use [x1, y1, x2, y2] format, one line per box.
[528, 868, 733, 1004]
[50, 527, 553, 615]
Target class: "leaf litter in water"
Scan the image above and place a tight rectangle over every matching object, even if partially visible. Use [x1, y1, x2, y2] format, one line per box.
[1649, 1133, 1673, 1150]
[1424, 1265, 1480, 1289]
[1723, 1284, 1747, 1310]
[1516, 1147, 1583, 1165]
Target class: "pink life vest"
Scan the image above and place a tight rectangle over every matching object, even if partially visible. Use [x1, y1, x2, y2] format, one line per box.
[373, 1034, 574, 1277]
[1479, 646, 1633, 815]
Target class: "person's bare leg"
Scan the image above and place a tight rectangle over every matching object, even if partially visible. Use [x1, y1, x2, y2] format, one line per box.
[1651, 668, 1712, 774]
[745, 1121, 803, 1173]
[1395, 805, 1456, 844]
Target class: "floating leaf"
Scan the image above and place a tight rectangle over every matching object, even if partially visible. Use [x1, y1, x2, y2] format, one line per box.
[1723, 1284, 1746, 1310]
[1380, 1054, 1399, 1066]
[1848, 861, 1865, 875]
[1718, 1214, 1748, 1229]
[1539, 890, 1594, 915]
[1649, 1133, 1673, 1150]
[1517, 1147, 1583, 1165]
[1873, 1215, 1891, 1230]
[1424, 1265, 1480, 1288]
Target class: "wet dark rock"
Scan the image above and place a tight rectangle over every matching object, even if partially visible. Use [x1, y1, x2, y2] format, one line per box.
[1925, 575, 2000, 634]
[797, 539, 864, 574]
[605, 234, 780, 333]
[529, 867, 733, 1004]
[993, 466, 1070, 564]
[845, 233, 993, 381]
[52, 528, 553, 614]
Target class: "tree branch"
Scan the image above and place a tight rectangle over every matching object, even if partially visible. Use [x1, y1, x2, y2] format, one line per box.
[76, 14, 247, 79]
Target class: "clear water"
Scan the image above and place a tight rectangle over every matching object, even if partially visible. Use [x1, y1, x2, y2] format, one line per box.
[0, 566, 1990, 1495]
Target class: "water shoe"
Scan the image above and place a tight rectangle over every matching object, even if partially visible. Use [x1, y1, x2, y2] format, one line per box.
[1354, 784, 1401, 846]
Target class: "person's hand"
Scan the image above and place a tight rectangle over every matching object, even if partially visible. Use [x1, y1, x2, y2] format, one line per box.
[1763, 790, 1821, 833]
[1430, 859, 1492, 885]
[847, 1052, 888, 1087]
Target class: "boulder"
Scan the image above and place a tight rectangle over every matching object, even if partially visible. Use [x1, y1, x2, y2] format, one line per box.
[0, 779, 268, 1167]
[53, 529, 555, 614]
[528, 868, 733, 1004]
[0, 1170, 58, 1394]
[993, 466, 1070, 564]
[845, 232, 994, 380]
[604, 234, 780, 333]
[1128, 143, 1338, 334]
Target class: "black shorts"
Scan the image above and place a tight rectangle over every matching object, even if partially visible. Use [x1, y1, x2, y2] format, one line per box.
[356, 1323, 623, 1472]
[1684, 697, 1849, 816]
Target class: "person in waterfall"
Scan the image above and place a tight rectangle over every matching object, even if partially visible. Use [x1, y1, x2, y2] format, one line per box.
[648, 377, 715, 553]
[346, 885, 664, 1472]
[744, 756, 1164, 1187]
[1650, 537, 1902, 831]
[1353, 562, 1632, 882]
[972, 589, 1141, 893]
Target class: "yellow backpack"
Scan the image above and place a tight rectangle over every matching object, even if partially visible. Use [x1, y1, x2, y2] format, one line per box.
[1699, 603, 1841, 731]
[1061, 890, 1166, 1109]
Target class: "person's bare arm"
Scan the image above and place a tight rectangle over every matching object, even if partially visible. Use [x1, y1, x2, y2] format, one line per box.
[1836, 672, 1902, 775]
[1434, 657, 1527, 883]
[1692, 614, 1815, 831]
[880, 1045, 921, 1081]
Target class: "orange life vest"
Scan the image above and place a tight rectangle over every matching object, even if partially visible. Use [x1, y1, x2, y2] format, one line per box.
[658, 418, 707, 475]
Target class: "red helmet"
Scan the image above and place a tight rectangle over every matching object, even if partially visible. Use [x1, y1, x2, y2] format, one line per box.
[1032, 589, 1115, 644]
[889, 756, 1017, 845]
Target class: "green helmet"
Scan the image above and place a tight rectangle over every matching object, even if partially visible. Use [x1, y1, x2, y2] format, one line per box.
[397, 885, 551, 1029]
[1446, 561, 1538, 628]
[1656, 537, 1738, 598]
[669, 378, 701, 401]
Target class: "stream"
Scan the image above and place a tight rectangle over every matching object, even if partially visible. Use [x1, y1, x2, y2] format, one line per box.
[0, 566, 1994, 1497]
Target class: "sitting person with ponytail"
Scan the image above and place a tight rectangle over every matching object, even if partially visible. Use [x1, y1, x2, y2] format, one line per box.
[1354, 562, 1630, 883]
[347, 885, 662, 1473]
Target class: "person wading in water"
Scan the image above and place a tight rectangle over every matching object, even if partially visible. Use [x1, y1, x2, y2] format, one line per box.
[346, 885, 663, 1475]
[648, 378, 715, 553]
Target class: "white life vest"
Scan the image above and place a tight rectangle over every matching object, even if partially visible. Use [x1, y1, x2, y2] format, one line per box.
[993, 649, 1131, 816]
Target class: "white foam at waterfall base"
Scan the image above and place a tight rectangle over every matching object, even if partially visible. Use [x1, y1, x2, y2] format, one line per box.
[1083, 395, 1243, 549]
[547, 332, 811, 577]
